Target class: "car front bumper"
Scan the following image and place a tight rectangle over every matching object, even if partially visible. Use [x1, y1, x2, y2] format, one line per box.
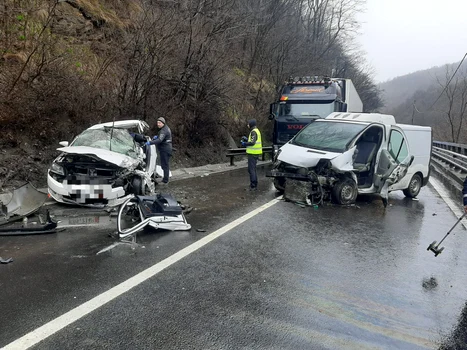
[47, 171, 128, 207]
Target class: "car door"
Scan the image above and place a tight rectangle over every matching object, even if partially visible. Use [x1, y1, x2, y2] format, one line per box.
[373, 127, 413, 195]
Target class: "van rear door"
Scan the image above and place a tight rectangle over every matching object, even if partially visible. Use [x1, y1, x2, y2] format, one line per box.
[374, 126, 413, 197]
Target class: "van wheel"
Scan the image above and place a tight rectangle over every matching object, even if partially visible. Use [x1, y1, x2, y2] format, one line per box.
[331, 178, 358, 205]
[273, 177, 285, 193]
[403, 174, 422, 198]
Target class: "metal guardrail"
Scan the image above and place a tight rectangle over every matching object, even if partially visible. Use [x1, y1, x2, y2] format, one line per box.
[431, 141, 467, 187]
[225, 147, 274, 166]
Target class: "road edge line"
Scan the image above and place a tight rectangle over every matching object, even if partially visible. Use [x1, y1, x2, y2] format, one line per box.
[429, 177, 467, 229]
[3, 197, 282, 350]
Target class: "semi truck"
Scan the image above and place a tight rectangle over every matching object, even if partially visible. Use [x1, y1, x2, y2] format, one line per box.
[268, 76, 363, 151]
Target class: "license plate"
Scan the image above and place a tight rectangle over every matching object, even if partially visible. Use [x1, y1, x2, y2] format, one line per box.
[68, 216, 100, 225]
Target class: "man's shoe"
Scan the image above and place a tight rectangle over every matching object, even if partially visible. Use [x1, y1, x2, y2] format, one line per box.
[249, 187, 257, 191]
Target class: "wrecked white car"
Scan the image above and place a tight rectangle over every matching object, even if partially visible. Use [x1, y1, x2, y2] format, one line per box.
[48, 120, 164, 207]
[267, 112, 432, 206]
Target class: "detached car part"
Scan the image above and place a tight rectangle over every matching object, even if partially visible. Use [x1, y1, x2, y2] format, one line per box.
[117, 194, 191, 239]
[0, 183, 47, 226]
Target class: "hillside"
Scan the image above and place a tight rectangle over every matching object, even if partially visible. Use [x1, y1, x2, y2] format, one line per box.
[380, 60, 467, 143]
[0, 0, 382, 190]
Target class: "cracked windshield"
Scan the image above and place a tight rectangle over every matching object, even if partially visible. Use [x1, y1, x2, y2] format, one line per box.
[71, 128, 138, 158]
[293, 121, 366, 152]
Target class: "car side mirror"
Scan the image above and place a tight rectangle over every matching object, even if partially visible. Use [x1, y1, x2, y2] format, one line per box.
[59, 141, 69, 147]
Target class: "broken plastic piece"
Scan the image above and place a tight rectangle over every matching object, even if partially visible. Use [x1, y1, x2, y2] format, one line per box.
[0, 257, 13, 264]
[0, 182, 47, 226]
[0, 210, 59, 236]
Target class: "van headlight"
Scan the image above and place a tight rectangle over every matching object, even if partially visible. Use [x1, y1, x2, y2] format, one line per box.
[50, 163, 64, 176]
[273, 148, 282, 162]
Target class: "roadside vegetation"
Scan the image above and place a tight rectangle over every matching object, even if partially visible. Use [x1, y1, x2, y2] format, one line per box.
[380, 61, 467, 143]
[0, 0, 382, 190]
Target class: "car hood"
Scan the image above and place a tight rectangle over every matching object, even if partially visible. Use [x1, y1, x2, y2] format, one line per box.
[57, 146, 140, 169]
[278, 143, 356, 171]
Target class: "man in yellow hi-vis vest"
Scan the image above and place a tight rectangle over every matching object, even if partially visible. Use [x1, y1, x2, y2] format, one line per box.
[241, 119, 262, 191]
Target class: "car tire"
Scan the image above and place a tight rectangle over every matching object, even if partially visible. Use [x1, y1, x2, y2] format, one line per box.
[331, 178, 358, 205]
[132, 176, 145, 195]
[273, 177, 285, 193]
[403, 174, 422, 198]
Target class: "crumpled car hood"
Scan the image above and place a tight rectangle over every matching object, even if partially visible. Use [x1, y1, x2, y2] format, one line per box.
[278, 143, 356, 171]
[57, 146, 140, 168]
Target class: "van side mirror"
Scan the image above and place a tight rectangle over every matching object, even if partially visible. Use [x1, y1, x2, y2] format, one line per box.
[340, 102, 348, 112]
[59, 141, 69, 147]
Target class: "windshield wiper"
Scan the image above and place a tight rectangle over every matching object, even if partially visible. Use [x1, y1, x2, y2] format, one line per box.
[282, 114, 299, 121]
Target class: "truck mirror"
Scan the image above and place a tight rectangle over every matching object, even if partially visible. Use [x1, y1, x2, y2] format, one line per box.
[268, 113, 275, 121]
[269, 103, 277, 114]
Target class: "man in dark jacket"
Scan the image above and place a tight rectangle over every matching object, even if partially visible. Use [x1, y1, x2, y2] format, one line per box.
[147, 117, 172, 184]
[241, 119, 262, 191]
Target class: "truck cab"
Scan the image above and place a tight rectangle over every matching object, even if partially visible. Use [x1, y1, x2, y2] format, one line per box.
[269, 76, 363, 151]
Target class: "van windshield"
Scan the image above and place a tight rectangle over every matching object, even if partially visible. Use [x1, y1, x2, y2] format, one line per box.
[291, 121, 367, 152]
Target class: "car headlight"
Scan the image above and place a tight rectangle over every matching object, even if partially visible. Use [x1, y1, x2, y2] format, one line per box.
[50, 163, 64, 176]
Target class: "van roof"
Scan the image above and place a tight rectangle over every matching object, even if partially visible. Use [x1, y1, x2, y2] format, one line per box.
[397, 123, 432, 132]
[326, 112, 396, 125]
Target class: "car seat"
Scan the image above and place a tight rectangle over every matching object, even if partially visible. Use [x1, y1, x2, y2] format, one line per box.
[353, 133, 378, 172]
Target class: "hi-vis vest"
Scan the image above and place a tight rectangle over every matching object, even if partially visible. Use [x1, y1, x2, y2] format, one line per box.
[246, 128, 262, 155]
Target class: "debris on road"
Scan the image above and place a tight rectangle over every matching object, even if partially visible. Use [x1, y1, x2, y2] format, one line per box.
[0, 257, 13, 264]
[117, 193, 191, 239]
[0, 182, 47, 226]
[0, 210, 60, 236]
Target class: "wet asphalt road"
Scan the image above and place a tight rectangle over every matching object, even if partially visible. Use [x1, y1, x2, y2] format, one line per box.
[1, 165, 467, 349]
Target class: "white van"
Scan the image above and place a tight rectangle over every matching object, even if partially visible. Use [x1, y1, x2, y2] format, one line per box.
[267, 112, 432, 206]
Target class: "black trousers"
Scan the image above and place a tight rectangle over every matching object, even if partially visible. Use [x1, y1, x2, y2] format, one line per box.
[248, 154, 258, 188]
[159, 150, 171, 183]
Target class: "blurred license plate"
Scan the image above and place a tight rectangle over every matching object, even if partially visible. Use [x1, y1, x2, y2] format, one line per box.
[69, 216, 100, 225]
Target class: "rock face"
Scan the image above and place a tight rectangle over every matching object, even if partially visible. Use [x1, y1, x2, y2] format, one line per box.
[51, 2, 101, 38]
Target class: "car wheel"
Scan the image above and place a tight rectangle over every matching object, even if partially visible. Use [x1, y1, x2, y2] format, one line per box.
[403, 174, 422, 198]
[132, 176, 145, 195]
[273, 177, 285, 193]
[331, 178, 358, 205]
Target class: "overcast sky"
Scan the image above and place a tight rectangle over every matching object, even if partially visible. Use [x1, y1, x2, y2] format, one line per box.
[357, 0, 467, 83]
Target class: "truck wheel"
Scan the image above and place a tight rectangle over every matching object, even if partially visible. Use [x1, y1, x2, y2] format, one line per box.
[331, 178, 358, 205]
[403, 174, 422, 198]
[273, 177, 285, 193]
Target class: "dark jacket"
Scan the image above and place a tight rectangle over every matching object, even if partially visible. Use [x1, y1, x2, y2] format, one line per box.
[463, 176, 467, 206]
[149, 124, 172, 153]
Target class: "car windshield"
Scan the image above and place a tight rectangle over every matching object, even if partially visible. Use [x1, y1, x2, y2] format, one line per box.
[71, 128, 139, 158]
[278, 102, 335, 119]
[291, 121, 367, 152]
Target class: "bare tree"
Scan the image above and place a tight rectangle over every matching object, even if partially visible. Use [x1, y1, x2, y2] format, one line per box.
[435, 66, 467, 143]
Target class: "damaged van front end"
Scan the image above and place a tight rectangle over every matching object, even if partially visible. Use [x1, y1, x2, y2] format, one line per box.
[268, 144, 358, 205]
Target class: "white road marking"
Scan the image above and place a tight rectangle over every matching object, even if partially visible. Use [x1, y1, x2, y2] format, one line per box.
[429, 177, 467, 229]
[3, 197, 282, 350]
